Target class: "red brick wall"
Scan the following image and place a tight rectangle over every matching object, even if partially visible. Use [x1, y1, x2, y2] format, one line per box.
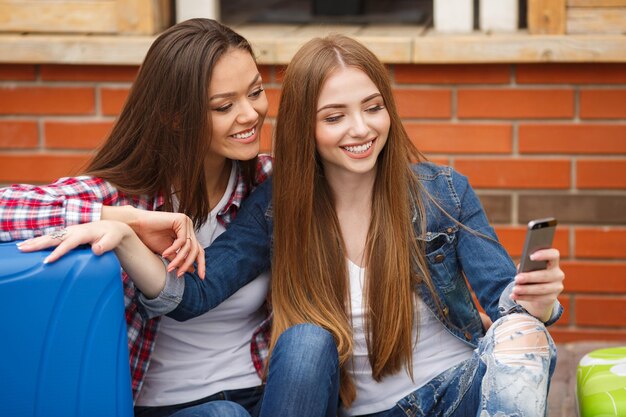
[1, 63, 625, 342]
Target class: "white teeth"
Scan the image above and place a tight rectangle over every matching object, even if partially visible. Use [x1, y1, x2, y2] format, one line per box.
[232, 127, 255, 139]
[343, 141, 372, 154]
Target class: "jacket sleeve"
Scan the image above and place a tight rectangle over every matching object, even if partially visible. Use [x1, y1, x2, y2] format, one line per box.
[167, 180, 273, 321]
[0, 176, 117, 241]
[450, 169, 562, 324]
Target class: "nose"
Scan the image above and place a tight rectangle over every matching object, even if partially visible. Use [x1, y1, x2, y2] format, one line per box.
[236, 99, 259, 125]
[349, 113, 369, 138]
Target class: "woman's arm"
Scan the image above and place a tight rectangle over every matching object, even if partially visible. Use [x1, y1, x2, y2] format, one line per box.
[166, 179, 274, 321]
[17, 220, 168, 298]
[0, 176, 203, 277]
[451, 170, 564, 324]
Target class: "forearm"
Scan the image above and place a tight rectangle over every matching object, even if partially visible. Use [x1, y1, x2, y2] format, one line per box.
[101, 205, 141, 228]
[114, 228, 166, 299]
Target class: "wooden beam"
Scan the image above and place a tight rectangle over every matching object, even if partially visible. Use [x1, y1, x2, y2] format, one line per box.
[412, 33, 626, 63]
[1, 33, 626, 65]
[567, 8, 626, 34]
[528, 0, 567, 34]
[0, 1, 117, 34]
[568, 0, 626, 7]
[115, 0, 170, 35]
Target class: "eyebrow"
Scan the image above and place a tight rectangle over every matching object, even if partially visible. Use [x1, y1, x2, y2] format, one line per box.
[316, 92, 382, 113]
[209, 73, 262, 101]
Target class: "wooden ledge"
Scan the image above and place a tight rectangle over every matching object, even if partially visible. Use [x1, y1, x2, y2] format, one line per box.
[1, 27, 625, 65]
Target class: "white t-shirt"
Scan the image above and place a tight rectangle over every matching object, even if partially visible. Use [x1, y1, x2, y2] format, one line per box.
[135, 164, 270, 406]
[343, 260, 473, 416]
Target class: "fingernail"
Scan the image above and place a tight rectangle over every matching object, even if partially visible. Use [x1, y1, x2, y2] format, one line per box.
[43, 257, 50, 264]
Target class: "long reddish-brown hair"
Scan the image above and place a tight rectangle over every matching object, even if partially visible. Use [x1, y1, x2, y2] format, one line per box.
[271, 35, 436, 406]
[86, 19, 259, 228]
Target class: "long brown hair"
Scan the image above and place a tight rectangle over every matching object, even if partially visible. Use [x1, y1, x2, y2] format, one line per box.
[271, 35, 436, 406]
[86, 19, 258, 228]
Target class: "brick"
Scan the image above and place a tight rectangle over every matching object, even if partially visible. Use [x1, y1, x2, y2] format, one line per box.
[517, 64, 626, 84]
[394, 64, 510, 84]
[44, 121, 113, 150]
[0, 87, 94, 115]
[257, 65, 273, 84]
[575, 228, 626, 259]
[458, 89, 574, 119]
[550, 328, 626, 343]
[0, 121, 38, 149]
[264, 88, 281, 118]
[405, 123, 512, 154]
[40, 65, 138, 82]
[576, 296, 626, 327]
[393, 89, 451, 119]
[580, 90, 626, 119]
[0, 154, 90, 183]
[494, 226, 570, 258]
[427, 157, 450, 166]
[0, 64, 36, 81]
[519, 195, 626, 225]
[476, 194, 512, 223]
[273, 65, 287, 83]
[519, 124, 626, 155]
[561, 261, 626, 294]
[577, 160, 626, 189]
[259, 121, 273, 154]
[101, 88, 130, 116]
[455, 159, 571, 189]
[558, 295, 570, 325]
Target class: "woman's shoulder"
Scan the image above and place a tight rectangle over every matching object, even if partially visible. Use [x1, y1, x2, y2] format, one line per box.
[411, 161, 469, 188]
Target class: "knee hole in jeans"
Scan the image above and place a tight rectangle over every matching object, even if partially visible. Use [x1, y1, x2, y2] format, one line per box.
[492, 314, 550, 369]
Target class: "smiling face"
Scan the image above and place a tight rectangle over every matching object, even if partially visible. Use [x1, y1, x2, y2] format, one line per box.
[314, 66, 390, 181]
[207, 48, 268, 164]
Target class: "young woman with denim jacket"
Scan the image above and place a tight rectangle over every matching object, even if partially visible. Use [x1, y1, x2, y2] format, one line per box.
[169, 35, 564, 417]
[22, 35, 565, 417]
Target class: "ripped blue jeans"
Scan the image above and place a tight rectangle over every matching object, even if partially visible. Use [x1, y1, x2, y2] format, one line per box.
[355, 313, 557, 417]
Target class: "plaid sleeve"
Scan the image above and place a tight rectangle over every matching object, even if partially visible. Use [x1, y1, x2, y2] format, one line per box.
[0, 176, 120, 241]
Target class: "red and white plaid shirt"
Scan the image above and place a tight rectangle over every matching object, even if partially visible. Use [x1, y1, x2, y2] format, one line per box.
[0, 155, 273, 401]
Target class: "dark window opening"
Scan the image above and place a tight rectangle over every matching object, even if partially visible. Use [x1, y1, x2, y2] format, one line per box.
[220, 0, 432, 26]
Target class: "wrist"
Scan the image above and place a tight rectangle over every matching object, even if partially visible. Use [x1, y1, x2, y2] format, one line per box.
[102, 206, 140, 230]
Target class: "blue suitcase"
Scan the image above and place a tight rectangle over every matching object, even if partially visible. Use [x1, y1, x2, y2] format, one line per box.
[0, 241, 133, 416]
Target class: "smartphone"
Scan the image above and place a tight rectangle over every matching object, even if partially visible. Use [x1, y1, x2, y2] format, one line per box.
[519, 217, 557, 273]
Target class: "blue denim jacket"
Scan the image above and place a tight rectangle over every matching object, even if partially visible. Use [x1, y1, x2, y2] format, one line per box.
[167, 162, 562, 348]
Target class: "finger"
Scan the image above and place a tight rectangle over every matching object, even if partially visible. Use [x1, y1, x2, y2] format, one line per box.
[44, 236, 84, 263]
[529, 248, 560, 265]
[196, 242, 205, 280]
[162, 216, 192, 258]
[90, 233, 121, 256]
[167, 237, 192, 274]
[177, 240, 197, 278]
[17, 235, 61, 252]
[515, 268, 565, 285]
[513, 282, 563, 297]
[510, 294, 557, 304]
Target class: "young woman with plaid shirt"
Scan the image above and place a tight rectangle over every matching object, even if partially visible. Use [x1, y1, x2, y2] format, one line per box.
[1, 18, 274, 417]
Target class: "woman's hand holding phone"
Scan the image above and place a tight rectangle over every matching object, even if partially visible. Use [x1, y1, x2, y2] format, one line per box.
[511, 218, 565, 322]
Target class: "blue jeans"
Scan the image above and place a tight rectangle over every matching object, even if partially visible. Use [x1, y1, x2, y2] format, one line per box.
[135, 324, 340, 417]
[256, 323, 340, 417]
[133, 385, 263, 417]
[353, 314, 557, 417]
